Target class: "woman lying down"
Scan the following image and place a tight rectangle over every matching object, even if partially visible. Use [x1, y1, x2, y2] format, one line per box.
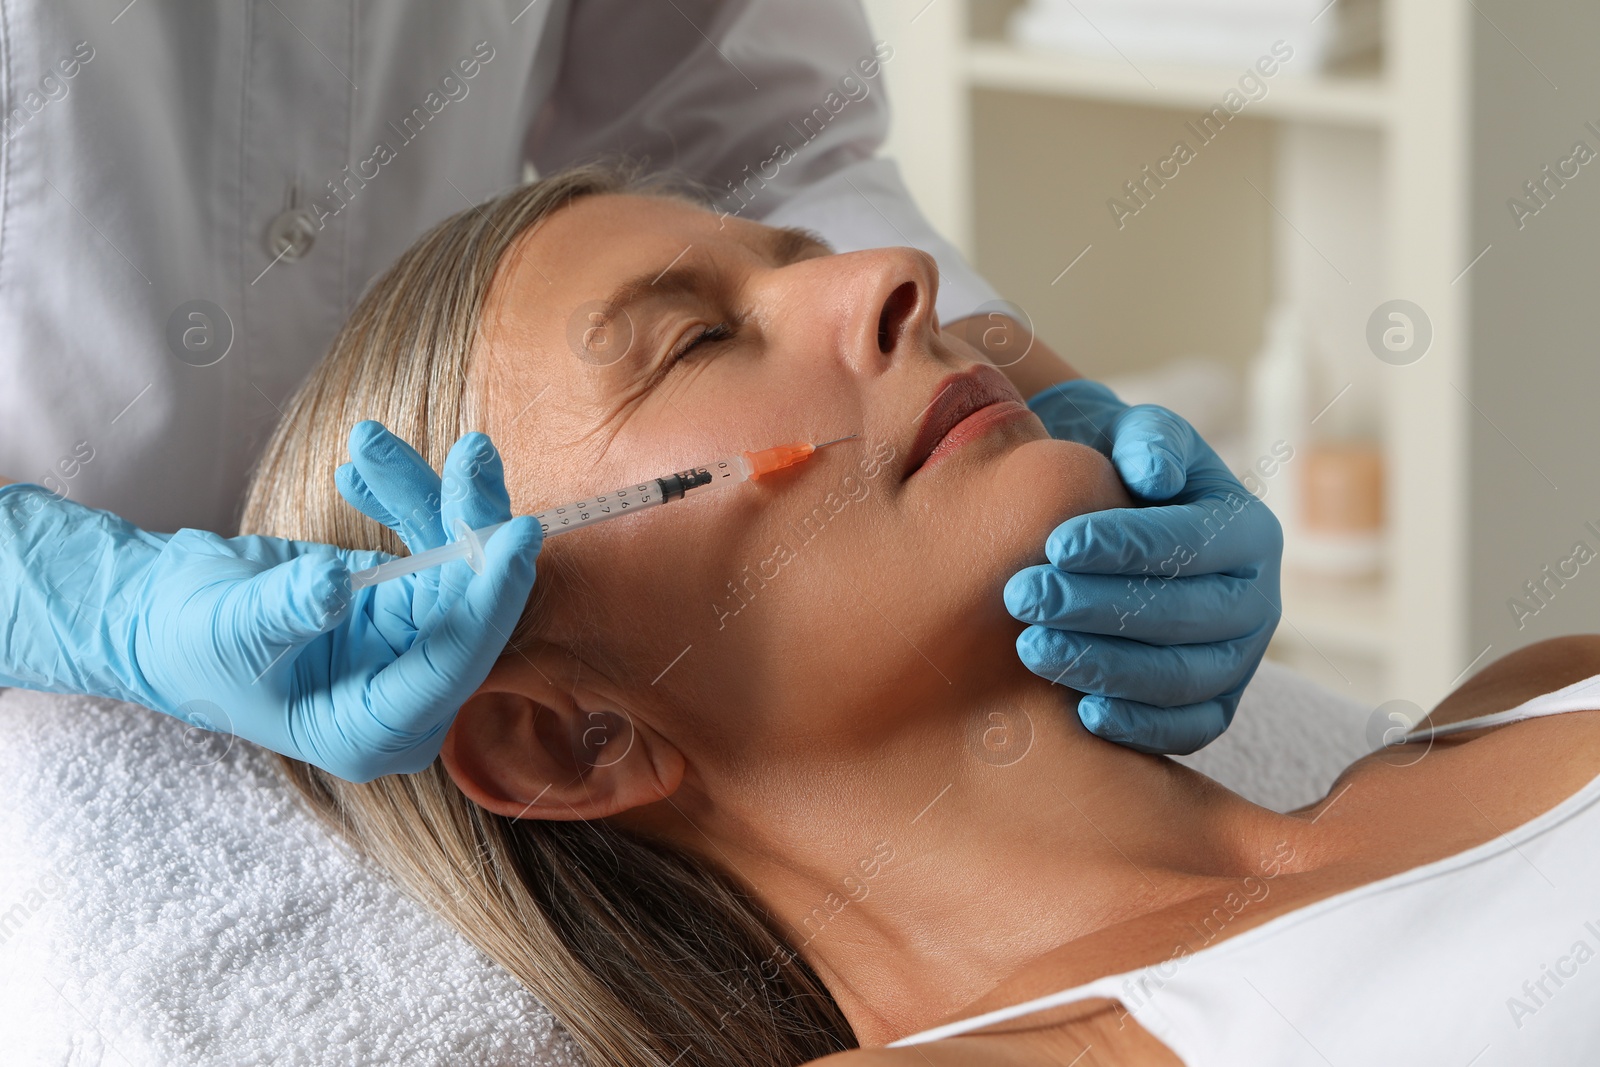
[240, 163, 1600, 1067]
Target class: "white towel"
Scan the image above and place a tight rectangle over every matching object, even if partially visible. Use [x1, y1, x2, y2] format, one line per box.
[0, 686, 586, 1067]
[0, 659, 1370, 1063]
[1172, 658, 1374, 811]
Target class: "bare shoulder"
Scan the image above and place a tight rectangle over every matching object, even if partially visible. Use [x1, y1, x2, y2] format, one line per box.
[1421, 634, 1600, 733]
[1298, 634, 1600, 835]
[1305, 635, 1600, 795]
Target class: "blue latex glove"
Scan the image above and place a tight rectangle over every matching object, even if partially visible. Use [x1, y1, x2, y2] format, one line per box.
[1003, 379, 1283, 754]
[0, 421, 541, 782]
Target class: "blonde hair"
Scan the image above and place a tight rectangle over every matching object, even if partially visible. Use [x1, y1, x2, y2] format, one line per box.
[237, 162, 855, 1066]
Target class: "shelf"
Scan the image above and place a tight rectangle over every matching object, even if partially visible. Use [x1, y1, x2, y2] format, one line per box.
[964, 41, 1391, 129]
[1275, 569, 1390, 660]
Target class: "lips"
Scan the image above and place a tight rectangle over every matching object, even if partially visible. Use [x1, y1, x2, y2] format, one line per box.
[904, 364, 1026, 480]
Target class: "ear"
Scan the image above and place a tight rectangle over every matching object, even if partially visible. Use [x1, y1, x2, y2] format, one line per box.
[440, 646, 685, 821]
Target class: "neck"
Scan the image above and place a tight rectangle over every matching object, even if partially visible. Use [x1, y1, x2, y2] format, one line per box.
[659, 662, 1307, 1047]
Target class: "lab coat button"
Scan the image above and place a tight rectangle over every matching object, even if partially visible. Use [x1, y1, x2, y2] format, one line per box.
[264, 208, 317, 261]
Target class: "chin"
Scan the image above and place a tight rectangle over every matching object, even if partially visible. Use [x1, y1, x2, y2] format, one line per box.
[893, 433, 1131, 694]
[989, 437, 1131, 570]
[918, 434, 1128, 650]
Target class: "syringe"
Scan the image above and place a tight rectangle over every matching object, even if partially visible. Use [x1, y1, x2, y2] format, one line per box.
[349, 434, 858, 590]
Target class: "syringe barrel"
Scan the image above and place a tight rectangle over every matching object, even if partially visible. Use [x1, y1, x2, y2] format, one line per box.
[533, 480, 668, 537]
[533, 459, 745, 537]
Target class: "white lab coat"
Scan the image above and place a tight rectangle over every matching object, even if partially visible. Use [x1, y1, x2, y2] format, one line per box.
[0, 0, 997, 534]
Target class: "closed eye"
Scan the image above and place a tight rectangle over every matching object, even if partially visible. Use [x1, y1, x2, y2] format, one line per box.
[669, 321, 735, 363]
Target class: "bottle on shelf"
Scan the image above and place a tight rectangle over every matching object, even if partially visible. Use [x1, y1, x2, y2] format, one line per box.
[1244, 302, 1308, 560]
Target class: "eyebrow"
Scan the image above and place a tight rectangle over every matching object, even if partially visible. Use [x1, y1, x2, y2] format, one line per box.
[587, 225, 834, 342]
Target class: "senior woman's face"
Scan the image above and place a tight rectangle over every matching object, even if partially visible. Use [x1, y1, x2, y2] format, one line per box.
[472, 192, 1125, 767]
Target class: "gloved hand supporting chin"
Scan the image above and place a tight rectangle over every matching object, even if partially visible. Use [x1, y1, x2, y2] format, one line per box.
[1003, 379, 1284, 755]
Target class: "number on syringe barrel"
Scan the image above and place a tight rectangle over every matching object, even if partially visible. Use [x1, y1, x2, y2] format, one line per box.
[534, 482, 661, 534]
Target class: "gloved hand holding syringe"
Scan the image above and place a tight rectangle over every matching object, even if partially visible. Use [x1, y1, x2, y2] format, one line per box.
[350, 434, 858, 590]
[0, 420, 854, 785]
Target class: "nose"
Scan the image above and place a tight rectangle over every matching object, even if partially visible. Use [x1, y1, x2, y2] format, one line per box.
[844, 247, 940, 371]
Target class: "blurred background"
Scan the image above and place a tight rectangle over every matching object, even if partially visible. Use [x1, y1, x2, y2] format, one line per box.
[861, 0, 1600, 710]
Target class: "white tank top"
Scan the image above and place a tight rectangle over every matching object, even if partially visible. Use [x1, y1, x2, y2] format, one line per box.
[889, 672, 1600, 1064]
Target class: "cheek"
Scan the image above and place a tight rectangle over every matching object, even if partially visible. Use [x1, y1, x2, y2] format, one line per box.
[673, 468, 900, 713]
[536, 482, 780, 660]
